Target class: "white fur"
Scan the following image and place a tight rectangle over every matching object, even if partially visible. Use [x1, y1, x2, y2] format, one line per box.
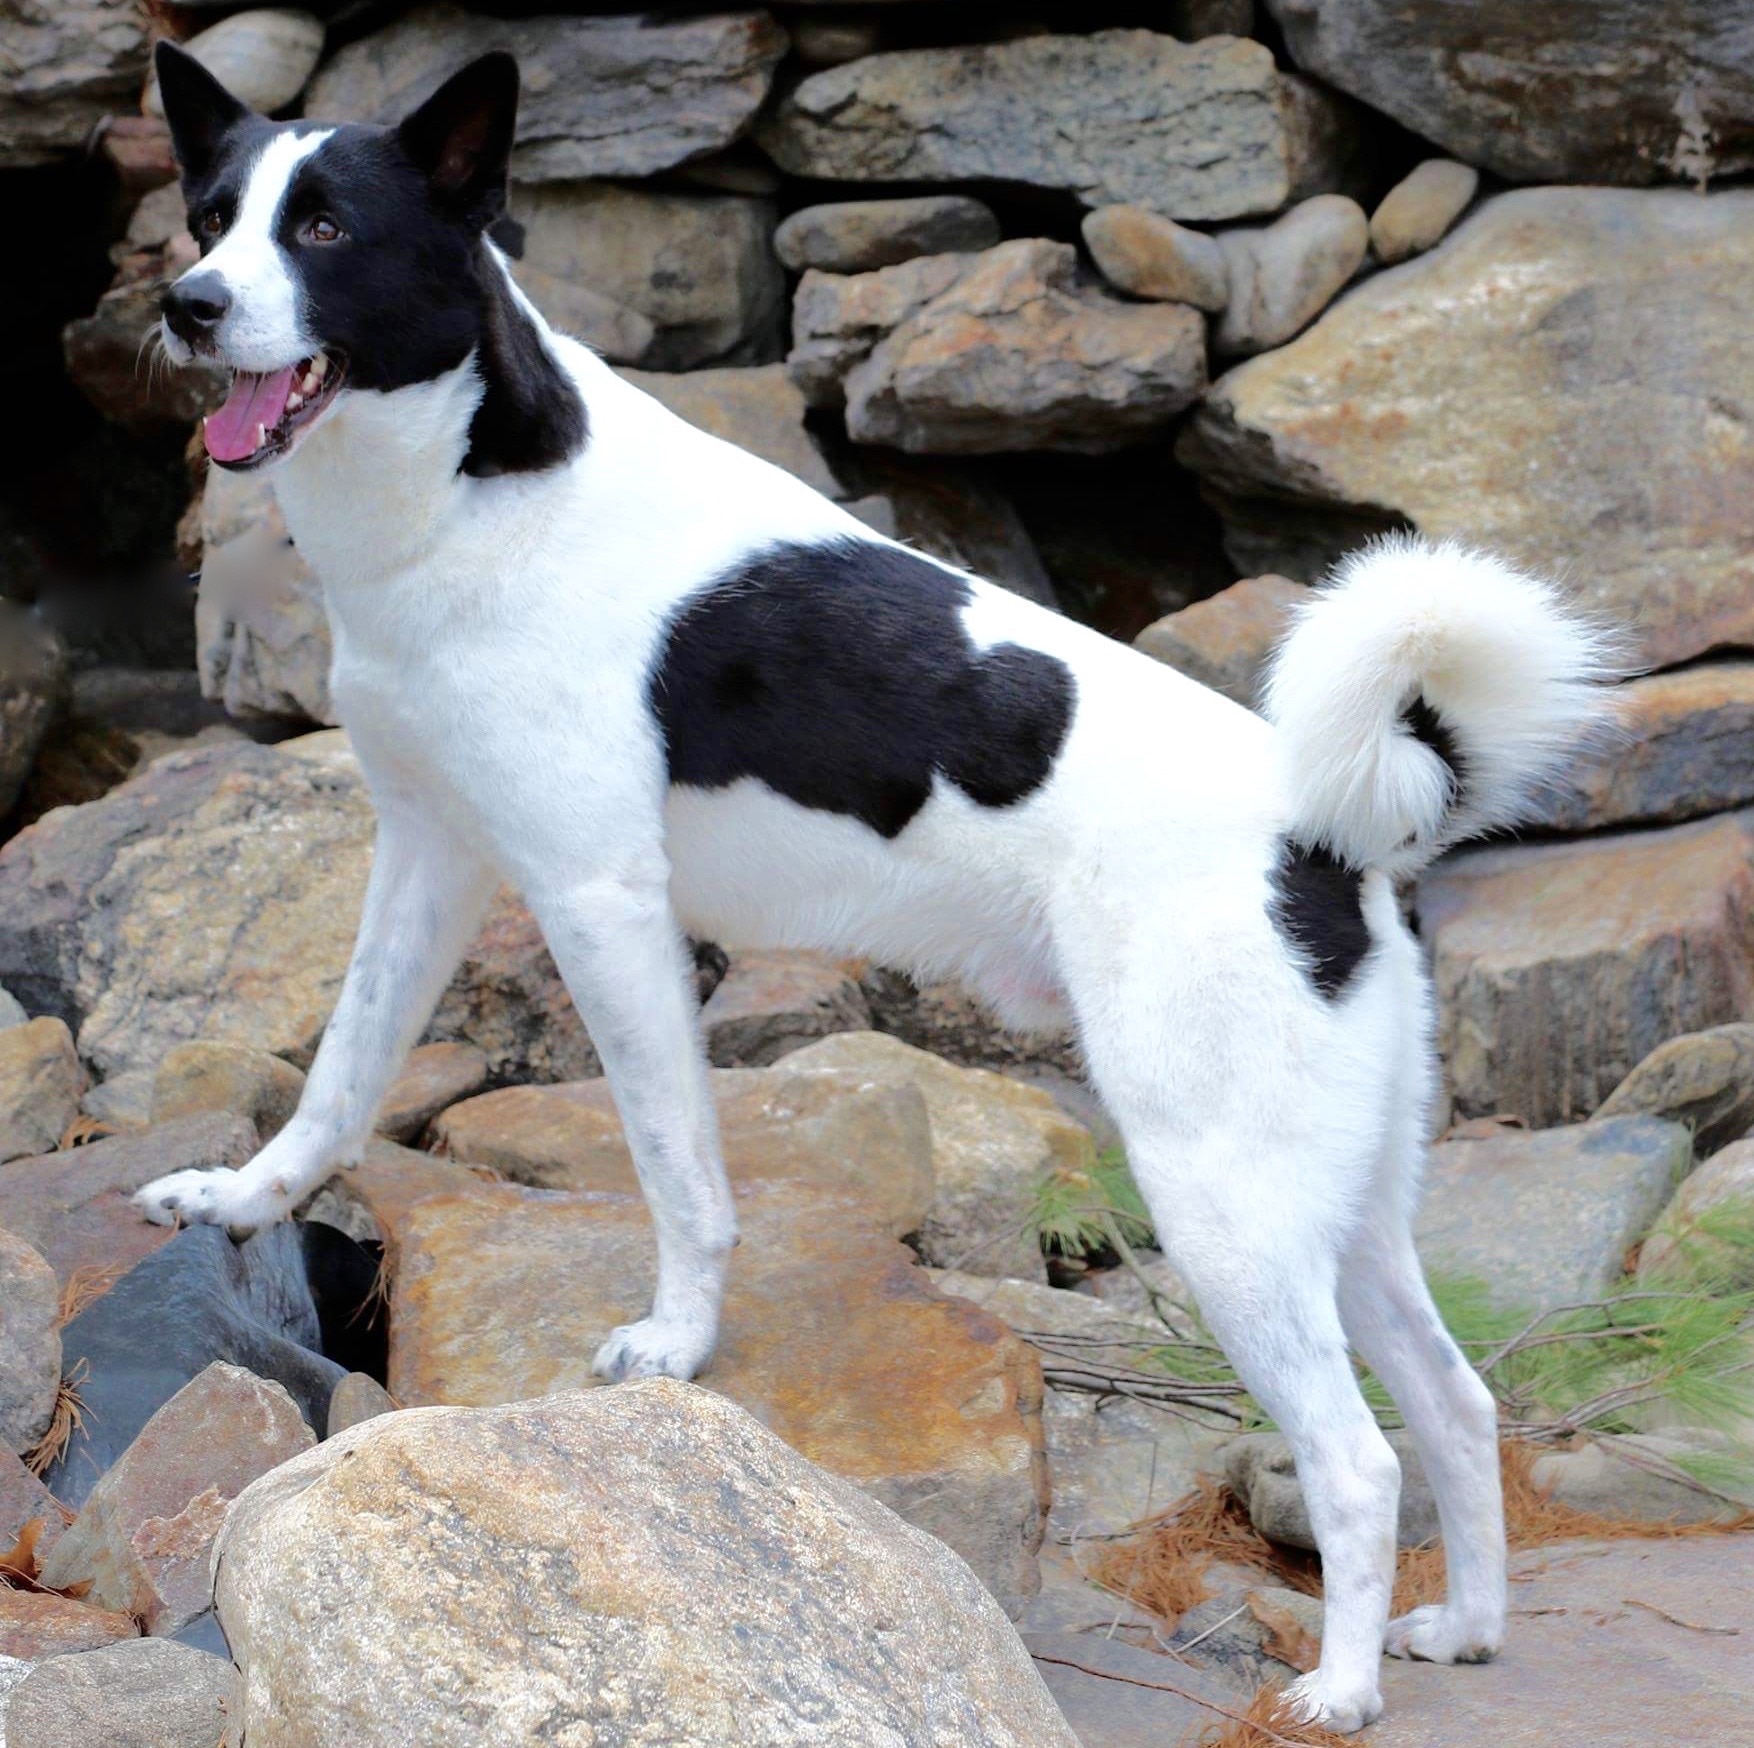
[136, 241, 1614, 1730]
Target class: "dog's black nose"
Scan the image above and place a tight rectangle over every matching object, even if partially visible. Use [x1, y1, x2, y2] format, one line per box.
[162, 271, 231, 345]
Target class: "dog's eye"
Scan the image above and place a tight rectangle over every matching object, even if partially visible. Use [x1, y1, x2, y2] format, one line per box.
[200, 209, 223, 237]
[304, 215, 344, 245]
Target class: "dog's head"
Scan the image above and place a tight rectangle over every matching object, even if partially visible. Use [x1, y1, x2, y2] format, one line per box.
[156, 43, 520, 472]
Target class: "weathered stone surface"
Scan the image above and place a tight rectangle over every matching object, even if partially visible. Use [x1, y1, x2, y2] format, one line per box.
[1226, 1430, 1439, 1551]
[0, 986, 25, 1030]
[326, 1372, 397, 1438]
[5, 1637, 236, 1748]
[0, 1447, 66, 1560]
[1082, 205, 1229, 310]
[63, 271, 224, 427]
[1529, 665, 1754, 833]
[699, 948, 870, 1065]
[498, 265, 654, 364]
[1214, 193, 1369, 356]
[374, 1041, 488, 1145]
[0, 1017, 80, 1165]
[0, 1113, 258, 1289]
[308, 8, 786, 182]
[216, 1380, 1075, 1747]
[777, 196, 1000, 274]
[196, 465, 334, 724]
[1530, 1434, 1752, 1524]
[1638, 1137, 1754, 1287]
[1596, 1024, 1754, 1157]
[142, 10, 325, 120]
[39, 1361, 314, 1633]
[787, 1031, 1095, 1280]
[1415, 1117, 1691, 1311]
[845, 239, 1208, 454]
[1028, 1629, 1246, 1746]
[0, 1230, 60, 1456]
[0, 1589, 135, 1659]
[1369, 158, 1479, 264]
[305, 1138, 489, 1256]
[433, 1064, 933, 1237]
[1134, 574, 1307, 706]
[760, 33, 1358, 224]
[96, 115, 177, 198]
[1419, 815, 1754, 1126]
[1265, 0, 1754, 187]
[620, 364, 845, 498]
[1181, 189, 1754, 668]
[151, 1040, 305, 1141]
[0, 604, 66, 819]
[0, 0, 150, 167]
[790, 15, 881, 68]
[390, 1183, 1047, 1605]
[514, 181, 783, 371]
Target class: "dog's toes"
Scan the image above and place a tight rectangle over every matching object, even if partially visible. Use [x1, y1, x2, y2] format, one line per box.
[1385, 1603, 1501, 1664]
[592, 1317, 711, 1384]
[1283, 1671, 1383, 1735]
[132, 1166, 285, 1238]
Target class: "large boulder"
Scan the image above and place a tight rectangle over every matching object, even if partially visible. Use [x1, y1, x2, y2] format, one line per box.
[389, 1182, 1048, 1607]
[214, 1380, 1076, 1746]
[759, 32, 1359, 223]
[1180, 188, 1754, 670]
[1419, 814, 1754, 1127]
[0, 0, 150, 167]
[1264, 0, 1754, 187]
[307, 8, 786, 181]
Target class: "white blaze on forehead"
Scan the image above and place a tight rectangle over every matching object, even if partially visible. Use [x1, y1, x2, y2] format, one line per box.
[189, 127, 335, 372]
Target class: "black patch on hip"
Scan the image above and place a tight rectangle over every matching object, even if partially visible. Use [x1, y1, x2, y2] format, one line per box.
[652, 539, 1075, 838]
[1271, 840, 1370, 1001]
[1403, 693, 1465, 804]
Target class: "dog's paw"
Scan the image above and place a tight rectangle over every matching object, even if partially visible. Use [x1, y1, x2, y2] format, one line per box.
[592, 1316, 713, 1383]
[1384, 1603, 1501, 1665]
[1283, 1670, 1384, 1735]
[133, 1166, 290, 1238]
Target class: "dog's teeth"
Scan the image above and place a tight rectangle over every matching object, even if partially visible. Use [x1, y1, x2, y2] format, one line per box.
[300, 372, 318, 395]
[309, 354, 329, 381]
[254, 422, 267, 449]
[286, 391, 303, 412]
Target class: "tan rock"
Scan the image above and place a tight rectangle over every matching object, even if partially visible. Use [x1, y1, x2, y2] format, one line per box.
[1596, 1023, 1754, 1156]
[1214, 193, 1369, 356]
[389, 1182, 1047, 1606]
[0, 1230, 60, 1456]
[698, 948, 870, 1065]
[786, 1031, 1096, 1280]
[0, 1017, 80, 1164]
[4, 1637, 236, 1748]
[1638, 1138, 1754, 1287]
[0, 0, 150, 168]
[0, 1447, 67, 1561]
[1181, 189, 1754, 668]
[373, 1041, 489, 1144]
[142, 10, 325, 120]
[39, 1361, 314, 1635]
[215, 1379, 1076, 1747]
[326, 1372, 398, 1438]
[1419, 815, 1754, 1126]
[0, 1589, 136, 1659]
[777, 196, 1000, 274]
[305, 1138, 490, 1255]
[1081, 205, 1229, 309]
[1134, 574, 1308, 706]
[151, 1040, 305, 1141]
[1369, 158, 1479, 263]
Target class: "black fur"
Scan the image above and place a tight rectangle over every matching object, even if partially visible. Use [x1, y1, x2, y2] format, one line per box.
[652, 540, 1076, 839]
[1270, 841, 1371, 1001]
[1403, 693, 1465, 802]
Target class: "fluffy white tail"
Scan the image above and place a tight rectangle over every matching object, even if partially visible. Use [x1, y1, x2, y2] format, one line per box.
[1262, 535, 1617, 878]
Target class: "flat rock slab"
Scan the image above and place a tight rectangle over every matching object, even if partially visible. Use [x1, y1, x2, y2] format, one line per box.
[0, 0, 150, 168]
[0, 1588, 136, 1659]
[1371, 1536, 1754, 1748]
[1026, 1630, 1244, 1746]
[1180, 189, 1754, 670]
[759, 32, 1356, 224]
[1134, 574, 1307, 707]
[776, 196, 1000, 274]
[4, 1636, 236, 1748]
[432, 1063, 933, 1237]
[1415, 1117, 1691, 1311]
[374, 1041, 489, 1145]
[0, 1448, 67, 1561]
[1419, 813, 1754, 1127]
[308, 7, 786, 182]
[390, 1181, 1048, 1606]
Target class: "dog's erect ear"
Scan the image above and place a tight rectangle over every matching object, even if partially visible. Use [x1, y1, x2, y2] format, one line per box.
[155, 41, 250, 182]
[397, 52, 519, 228]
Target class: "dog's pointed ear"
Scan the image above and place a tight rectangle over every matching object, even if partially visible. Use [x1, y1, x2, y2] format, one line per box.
[398, 52, 519, 227]
[156, 41, 250, 182]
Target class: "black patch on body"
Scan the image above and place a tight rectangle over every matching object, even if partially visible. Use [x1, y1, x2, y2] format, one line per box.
[652, 540, 1076, 839]
[1271, 841, 1371, 1001]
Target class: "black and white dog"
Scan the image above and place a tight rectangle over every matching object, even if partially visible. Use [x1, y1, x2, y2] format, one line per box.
[139, 45, 1609, 1730]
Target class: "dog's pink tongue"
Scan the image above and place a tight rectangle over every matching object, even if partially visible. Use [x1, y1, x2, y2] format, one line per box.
[204, 368, 296, 463]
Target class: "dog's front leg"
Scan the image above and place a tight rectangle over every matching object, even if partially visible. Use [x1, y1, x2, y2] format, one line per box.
[136, 803, 495, 1235]
[528, 864, 736, 1382]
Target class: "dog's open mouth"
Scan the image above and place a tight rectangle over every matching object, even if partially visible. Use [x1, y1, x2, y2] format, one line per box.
[204, 351, 346, 469]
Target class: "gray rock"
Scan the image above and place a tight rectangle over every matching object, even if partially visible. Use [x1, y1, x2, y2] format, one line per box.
[1082, 206, 1229, 310]
[1179, 188, 1754, 669]
[307, 6, 787, 182]
[1134, 574, 1309, 707]
[514, 182, 784, 371]
[0, 1653, 28, 1736]
[1596, 1025, 1754, 1159]
[1531, 1434, 1753, 1525]
[759, 32, 1359, 224]
[1025, 1630, 1248, 1746]
[1225, 1430, 1439, 1551]
[0, 1230, 60, 1457]
[1215, 193, 1369, 356]
[1169, 1582, 1325, 1689]
[142, 9, 325, 120]
[776, 196, 1000, 274]
[1415, 1116, 1692, 1311]
[216, 1381, 1079, 1746]
[327, 1371, 397, 1438]
[1637, 1137, 1754, 1288]
[5, 1636, 236, 1748]
[0, 0, 150, 168]
[0, 1017, 80, 1165]
[0, 1446, 65, 1560]
[0, 985, 25, 1029]
[1265, 0, 1754, 187]
[1369, 159, 1479, 264]
[0, 605, 66, 819]
[846, 239, 1208, 454]
[150, 1040, 306, 1140]
[790, 15, 881, 67]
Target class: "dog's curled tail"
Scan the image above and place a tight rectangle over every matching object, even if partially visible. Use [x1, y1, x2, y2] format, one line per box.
[1262, 534, 1618, 879]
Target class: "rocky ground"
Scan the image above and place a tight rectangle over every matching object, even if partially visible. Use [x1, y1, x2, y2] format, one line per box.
[4, 1, 1754, 1744]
